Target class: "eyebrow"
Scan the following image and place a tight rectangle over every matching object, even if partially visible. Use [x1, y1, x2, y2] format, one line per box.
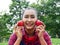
[24, 14, 36, 17]
[31, 14, 34, 15]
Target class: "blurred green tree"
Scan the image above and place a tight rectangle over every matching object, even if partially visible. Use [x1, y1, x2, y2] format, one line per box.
[9, 0, 29, 24]
[30, 0, 60, 38]
[0, 13, 12, 42]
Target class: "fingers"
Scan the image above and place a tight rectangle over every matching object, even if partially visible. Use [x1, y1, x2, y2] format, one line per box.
[39, 25, 44, 30]
[13, 24, 23, 33]
[36, 25, 45, 30]
[15, 26, 23, 33]
[36, 25, 45, 33]
[15, 26, 23, 36]
[13, 22, 23, 38]
[13, 24, 17, 30]
[36, 28, 45, 33]
[39, 21, 46, 29]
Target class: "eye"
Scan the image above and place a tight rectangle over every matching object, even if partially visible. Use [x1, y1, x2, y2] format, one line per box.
[31, 15, 35, 18]
[24, 15, 28, 18]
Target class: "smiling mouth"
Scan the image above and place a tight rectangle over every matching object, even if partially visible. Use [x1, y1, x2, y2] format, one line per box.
[27, 24, 32, 27]
[26, 23, 34, 26]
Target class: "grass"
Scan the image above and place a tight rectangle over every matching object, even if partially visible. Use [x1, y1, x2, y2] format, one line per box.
[0, 38, 60, 45]
[0, 42, 7, 45]
[51, 38, 60, 45]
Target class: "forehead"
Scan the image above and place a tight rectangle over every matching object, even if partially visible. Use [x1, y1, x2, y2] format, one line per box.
[23, 9, 36, 15]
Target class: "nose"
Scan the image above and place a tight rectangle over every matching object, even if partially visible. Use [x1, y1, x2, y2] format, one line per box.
[28, 18, 31, 22]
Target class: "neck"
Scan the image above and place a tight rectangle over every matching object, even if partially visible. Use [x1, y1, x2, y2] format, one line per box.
[25, 28, 35, 36]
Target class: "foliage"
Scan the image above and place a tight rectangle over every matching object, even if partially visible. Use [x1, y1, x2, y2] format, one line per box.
[30, 0, 60, 37]
[0, 0, 29, 42]
[9, 0, 29, 24]
[0, 13, 12, 42]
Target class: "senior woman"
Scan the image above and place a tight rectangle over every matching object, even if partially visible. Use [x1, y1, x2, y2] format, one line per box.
[8, 8, 52, 45]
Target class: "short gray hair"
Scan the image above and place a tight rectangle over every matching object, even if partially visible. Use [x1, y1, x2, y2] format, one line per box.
[24, 7, 37, 15]
[21, 7, 38, 18]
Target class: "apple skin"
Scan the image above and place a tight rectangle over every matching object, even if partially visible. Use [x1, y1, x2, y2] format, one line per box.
[17, 20, 24, 26]
[17, 20, 43, 26]
[35, 20, 43, 26]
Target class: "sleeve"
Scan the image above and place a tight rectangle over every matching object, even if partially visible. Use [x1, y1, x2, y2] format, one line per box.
[8, 33, 17, 45]
[44, 31, 52, 45]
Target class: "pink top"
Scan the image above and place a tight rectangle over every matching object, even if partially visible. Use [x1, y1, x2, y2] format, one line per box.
[8, 31, 52, 45]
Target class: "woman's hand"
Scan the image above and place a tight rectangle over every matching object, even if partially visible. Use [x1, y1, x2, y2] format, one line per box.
[13, 24, 23, 45]
[14, 24, 23, 39]
[36, 25, 47, 45]
[36, 25, 45, 38]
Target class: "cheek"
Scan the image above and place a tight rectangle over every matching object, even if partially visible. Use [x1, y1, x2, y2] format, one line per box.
[22, 17, 37, 23]
[22, 18, 26, 21]
[22, 18, 27, 25]
[32, 18, 37, 22]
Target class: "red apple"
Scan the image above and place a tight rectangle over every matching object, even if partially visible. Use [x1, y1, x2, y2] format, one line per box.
[35, 20, 43, 26]
[17, 20, 24, 26]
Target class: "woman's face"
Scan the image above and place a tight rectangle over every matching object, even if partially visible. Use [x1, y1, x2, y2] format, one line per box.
[22, 9, 37, 30]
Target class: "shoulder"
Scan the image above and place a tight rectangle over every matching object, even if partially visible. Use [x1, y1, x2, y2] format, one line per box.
[44, 32, 52, 45]
[43, 31, 51, 40]
[10, 33, 17, 39]
[43, 31, 52, 45]
[44, 31, 50, 36]
[8, 33, 17, 45]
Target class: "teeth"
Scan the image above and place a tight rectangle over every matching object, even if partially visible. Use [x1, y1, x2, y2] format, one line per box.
[28, 24, 31, 26]
[26, 22, 33, 26]
[27, 24, 31, 26]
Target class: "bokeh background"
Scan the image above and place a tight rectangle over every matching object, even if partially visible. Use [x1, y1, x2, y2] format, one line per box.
[0, 0, 60, 45]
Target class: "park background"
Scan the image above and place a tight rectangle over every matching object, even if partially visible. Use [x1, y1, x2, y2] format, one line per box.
[0, 0, 60, 45]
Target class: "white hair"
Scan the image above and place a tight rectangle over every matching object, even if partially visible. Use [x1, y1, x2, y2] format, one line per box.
[21, 7, 38, 18]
